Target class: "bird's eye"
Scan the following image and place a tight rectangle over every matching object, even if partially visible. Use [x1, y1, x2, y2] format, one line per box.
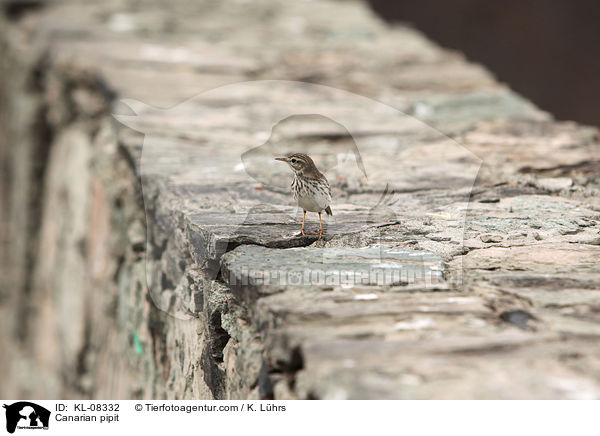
[291, 158, 296, 163]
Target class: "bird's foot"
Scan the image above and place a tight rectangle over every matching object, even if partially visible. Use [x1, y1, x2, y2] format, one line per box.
[317, 227, 329, 239]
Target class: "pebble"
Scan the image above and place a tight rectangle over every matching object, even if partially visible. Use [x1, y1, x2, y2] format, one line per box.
[480, 234, 503, 243]
[536, 177, 573, 192]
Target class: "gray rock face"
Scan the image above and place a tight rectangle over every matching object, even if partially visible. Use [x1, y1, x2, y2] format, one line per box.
[222, 245, 444, 292]
[1, 0, 599, 399]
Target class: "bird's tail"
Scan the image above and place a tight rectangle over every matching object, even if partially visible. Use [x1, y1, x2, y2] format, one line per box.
[325, 206, 332, 216]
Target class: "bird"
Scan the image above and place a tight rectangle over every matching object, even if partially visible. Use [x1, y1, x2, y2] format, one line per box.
[275, 153, 332, 239]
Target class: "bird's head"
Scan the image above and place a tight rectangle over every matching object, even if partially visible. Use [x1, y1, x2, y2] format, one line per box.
[275, 153, 318, 176]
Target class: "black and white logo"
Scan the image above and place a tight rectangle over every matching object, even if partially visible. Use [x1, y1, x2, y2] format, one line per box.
[3, 402, 50, 434]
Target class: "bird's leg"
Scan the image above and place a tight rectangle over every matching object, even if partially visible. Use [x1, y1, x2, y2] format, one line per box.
[302, 210, 306, 235]
[317, 212, 323, 240]
[296, 210, 307, 237]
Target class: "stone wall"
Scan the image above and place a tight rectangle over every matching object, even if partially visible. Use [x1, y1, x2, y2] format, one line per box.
[1, 0, 599, 399]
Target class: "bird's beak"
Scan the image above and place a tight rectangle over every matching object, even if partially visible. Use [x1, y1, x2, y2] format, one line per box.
[274, 157, 288, 162]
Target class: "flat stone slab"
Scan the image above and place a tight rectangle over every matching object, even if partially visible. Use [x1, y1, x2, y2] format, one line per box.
[221, 245, 445, 299]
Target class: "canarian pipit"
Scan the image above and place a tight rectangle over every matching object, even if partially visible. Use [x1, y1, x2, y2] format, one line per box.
[275, 153, 332, 239]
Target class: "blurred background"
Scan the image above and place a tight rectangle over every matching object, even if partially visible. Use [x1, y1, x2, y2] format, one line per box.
[4, 0, 599, 126]
[367, 0, 600, 127]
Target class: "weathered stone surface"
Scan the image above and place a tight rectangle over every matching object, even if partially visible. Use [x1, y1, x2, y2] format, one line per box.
[1, 0, 599, 400]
